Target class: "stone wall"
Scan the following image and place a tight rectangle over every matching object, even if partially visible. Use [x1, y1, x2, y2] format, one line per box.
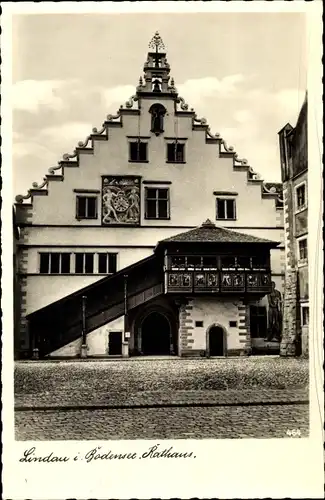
[178, 297, 249, 357]
[281, 182, 300, 356]
[179, 300, 196, 355]
[280, 270, 298, 356]
[301, 325, 309, 357]
[49, 316, 125, 357]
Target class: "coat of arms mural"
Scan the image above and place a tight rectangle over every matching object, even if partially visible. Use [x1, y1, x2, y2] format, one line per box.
[102, 176, 141, 225]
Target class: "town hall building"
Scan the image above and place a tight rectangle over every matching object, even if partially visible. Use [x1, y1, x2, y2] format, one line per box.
[14, 33, 285, 360]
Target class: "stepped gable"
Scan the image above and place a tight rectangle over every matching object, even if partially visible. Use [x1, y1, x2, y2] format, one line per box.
[263, 182, 283, 208]
[14, 31, 282, 208]
[157, 219, 279, 246]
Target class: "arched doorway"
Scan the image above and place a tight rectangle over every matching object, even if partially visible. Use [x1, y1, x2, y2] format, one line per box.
[208, 325, 226, 356]
[141, 312, 171, 355]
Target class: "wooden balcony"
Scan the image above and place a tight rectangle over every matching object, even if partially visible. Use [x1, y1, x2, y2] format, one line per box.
[165, 269, 272, 295]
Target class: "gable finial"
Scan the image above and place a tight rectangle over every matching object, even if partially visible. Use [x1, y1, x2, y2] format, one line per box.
[148, 31, 165, 52]
[201, 219, 216, 228]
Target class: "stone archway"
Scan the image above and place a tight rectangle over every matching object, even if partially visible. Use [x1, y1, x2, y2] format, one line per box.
[132, 303, 178, 356]
[141, 311, 171, 355]
[206, 323, 227, 357]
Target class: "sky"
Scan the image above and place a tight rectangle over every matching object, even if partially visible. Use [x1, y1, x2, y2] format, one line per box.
[12, 13, 307, 197]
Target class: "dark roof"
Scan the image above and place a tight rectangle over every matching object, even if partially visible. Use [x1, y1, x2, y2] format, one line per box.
[157, 219, 279, 246]
[278, 122, 293, 135]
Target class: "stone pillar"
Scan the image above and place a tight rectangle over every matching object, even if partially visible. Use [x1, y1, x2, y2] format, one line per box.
[80, 295, 88, 358]
[280, 270, 298, 356]
[31, 333, 39, 359]
[32, 346, 39, 360]
[122, 342, 129, 358]
[80, 344, 88, 358]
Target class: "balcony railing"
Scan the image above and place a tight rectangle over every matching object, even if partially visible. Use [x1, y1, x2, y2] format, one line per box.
[165, 270, 272, 295]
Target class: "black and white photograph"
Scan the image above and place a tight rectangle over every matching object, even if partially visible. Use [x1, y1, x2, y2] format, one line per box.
[1, 3, 323, 499]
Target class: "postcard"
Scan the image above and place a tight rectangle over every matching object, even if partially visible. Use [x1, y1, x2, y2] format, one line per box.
[1, 2, 323, 499]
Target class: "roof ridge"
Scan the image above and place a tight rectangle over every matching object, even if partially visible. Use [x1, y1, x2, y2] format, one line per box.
[157, 221, 279, 246]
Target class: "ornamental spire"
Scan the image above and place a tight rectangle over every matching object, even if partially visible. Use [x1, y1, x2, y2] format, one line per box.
[148, 31, 165, 52]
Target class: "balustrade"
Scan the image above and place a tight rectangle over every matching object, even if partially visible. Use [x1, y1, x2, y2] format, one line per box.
[165, 268, 271, 294]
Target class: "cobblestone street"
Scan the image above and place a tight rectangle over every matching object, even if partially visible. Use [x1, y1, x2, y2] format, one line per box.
[15, 358, 309, 440]
[15, 404, 308, 440]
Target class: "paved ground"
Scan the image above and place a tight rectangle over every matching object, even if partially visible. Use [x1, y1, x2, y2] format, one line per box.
[14, 358, 309, 440]
[15, 387, 308, 409]
[15, 404, 308, 441]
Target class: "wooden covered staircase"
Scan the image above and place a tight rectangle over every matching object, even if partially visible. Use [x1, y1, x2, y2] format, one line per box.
[27, 255, 163, 358]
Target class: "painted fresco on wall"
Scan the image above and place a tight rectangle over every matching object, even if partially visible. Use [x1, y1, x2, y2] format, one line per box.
[295, 210, 308, 237]
[102, 176, 140, 225]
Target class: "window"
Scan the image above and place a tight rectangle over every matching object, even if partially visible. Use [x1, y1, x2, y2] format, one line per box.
[39, 253, 71, 274]
[98, 253, 117, 274]
[251, 255, 268, 270]
[195, 321, 204, 327]
[250, 306, 267, 338]
[237, 256, 251, 269]
[75, 253, 94, 274]
[186, 256, 202, 268]
[149, 103, 166, 136]
[152, 78, 162, 93]
[301, 306, 309, 326]
[129, 141, 148, 162]
[202, 256, 218, 269]
[40, 252, 118, 275]
[171, 256, 186, 269]
[145, 187, 170, 219]
[295, 183, 307, 211]
[76, 196, 97, 219]
[298, 237, 308, 262]
[229, 321, 237, 328]
[167, 142, 185, 163]
[216, 198, 236, 220]
[221, 256, 236, 269]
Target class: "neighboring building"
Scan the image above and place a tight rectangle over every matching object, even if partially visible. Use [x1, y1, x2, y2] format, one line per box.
[279, 95, 308, 357]
[14, 33, 285, 359]
[13, 206, 21, 359]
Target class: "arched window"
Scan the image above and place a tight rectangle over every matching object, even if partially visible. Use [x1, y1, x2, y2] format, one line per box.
[149, 103, 166, 136]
